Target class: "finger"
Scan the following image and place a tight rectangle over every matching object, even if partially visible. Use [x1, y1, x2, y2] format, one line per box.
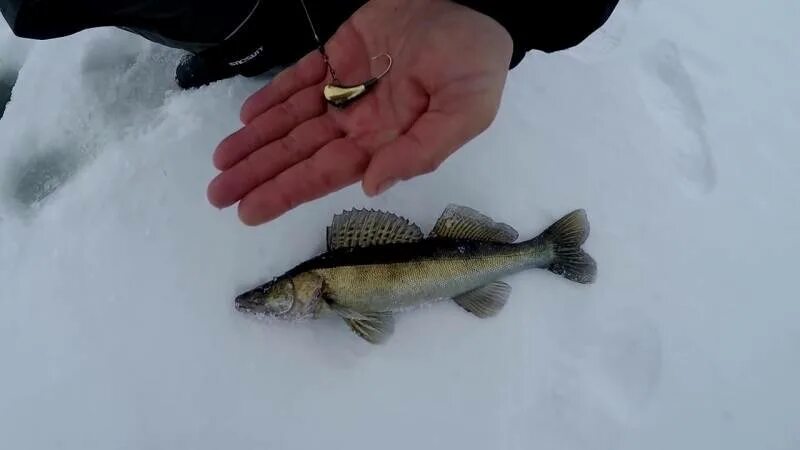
[240, 50, 327, 124]
[214, 85, 328, 171]
[361, 108, 492, 196]
[237, 138, 370, 225]
[207, 115, 343, 209]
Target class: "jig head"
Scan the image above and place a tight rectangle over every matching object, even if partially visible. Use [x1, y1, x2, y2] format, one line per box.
[323, 54, 393, 109]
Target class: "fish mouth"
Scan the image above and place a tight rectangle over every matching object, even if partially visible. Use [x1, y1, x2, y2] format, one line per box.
[234, 278, 294, 317]
[233, 301, 253, 313]
[234, 291, 266, 314]
[234, 279, 276, 313]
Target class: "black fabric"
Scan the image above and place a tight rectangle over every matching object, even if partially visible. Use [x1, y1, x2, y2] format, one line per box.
[0, 0, 367, 55]
[0, 0, 259, 51]
[1, 0, 619, 69]
[453, 0, 621, 67]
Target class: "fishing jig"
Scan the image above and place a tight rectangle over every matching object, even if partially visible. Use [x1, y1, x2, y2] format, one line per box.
[322, 54, 392, 108]
[298, 0, 392, 108]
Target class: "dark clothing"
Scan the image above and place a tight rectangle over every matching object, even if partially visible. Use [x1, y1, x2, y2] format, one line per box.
[0, 0, 255, 52]
[0, 0, 364, 54]
[452, 0, 620, 67]
[0, 0, 619, 69]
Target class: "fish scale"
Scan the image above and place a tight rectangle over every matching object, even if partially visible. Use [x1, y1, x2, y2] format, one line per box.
[315, 242, 540, 312]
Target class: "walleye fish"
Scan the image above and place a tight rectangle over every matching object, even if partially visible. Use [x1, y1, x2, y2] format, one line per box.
[235, 205, 597, 344]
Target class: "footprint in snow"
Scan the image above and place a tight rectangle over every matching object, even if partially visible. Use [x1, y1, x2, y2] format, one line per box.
[5, 32, 180, 210]
[640, 40, 717, 195]
[569, 0, 644, 62]
[510, 308, 662, 450]
[0, 68, 18, 120]
[80, 33, 180, 124]
[11, 149, 82, 208]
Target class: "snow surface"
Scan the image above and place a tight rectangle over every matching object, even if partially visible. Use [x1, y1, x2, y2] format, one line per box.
[1, 0, 799, 449]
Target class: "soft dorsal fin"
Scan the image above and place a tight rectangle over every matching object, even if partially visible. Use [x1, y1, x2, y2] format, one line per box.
[429, 204, 519, 243]
[327, 209, 423, 250]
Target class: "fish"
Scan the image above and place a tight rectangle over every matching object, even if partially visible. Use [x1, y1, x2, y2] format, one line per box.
[235, 205, 597, 344]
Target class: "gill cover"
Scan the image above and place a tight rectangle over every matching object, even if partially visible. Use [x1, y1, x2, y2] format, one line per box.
[286, 272, 325, 318]
[264, 279, 295, 315]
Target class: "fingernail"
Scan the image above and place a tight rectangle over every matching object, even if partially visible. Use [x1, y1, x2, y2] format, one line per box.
[375, 179, 398, 196]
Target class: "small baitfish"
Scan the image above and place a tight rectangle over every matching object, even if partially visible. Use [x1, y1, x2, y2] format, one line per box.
[235, 205, 597, 344]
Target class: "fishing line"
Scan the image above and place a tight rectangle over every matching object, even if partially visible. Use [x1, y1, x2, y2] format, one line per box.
[297, 0, 392, 108]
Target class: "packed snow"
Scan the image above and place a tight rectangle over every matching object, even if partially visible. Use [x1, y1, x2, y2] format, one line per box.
[1, 0, 799, 449]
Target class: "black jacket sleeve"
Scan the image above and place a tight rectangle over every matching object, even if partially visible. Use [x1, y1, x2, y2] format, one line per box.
[453, 0, 620, 68]
[0, 0, 257, 50]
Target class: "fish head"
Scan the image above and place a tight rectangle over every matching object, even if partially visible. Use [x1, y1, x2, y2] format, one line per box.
[235, 277, 295, 317]
[235, 272, 324, 319]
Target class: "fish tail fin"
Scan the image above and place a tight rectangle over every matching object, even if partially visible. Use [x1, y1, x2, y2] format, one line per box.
[533, 209, 597, 284]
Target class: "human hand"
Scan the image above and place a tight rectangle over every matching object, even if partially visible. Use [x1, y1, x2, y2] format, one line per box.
[207, 0, 513, 225]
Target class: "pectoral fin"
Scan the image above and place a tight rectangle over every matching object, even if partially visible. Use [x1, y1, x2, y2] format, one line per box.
[344, 312, 395, 344]
[453, 281, 511, 318]
[327, 301, 395, 344]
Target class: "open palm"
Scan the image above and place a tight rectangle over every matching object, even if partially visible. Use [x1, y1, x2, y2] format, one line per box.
[207, 0, 513, 225]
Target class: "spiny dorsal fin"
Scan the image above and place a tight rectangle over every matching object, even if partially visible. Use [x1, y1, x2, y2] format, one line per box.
[327, 209, 423, 251]
[429, 204, 518, 243]
[453, 281, 511, 318]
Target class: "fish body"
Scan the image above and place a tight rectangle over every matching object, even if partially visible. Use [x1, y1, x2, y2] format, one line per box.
[235, 205, 596, 344]
[294, 239, 549, 313]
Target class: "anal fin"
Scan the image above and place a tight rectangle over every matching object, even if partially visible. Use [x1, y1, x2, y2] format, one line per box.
[453, 281, 511, 318]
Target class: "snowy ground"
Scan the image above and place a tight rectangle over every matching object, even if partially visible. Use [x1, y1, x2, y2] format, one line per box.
[1, 0, 799, 449]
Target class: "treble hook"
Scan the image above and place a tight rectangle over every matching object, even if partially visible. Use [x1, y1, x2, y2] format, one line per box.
[323, 53, 393, 109]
